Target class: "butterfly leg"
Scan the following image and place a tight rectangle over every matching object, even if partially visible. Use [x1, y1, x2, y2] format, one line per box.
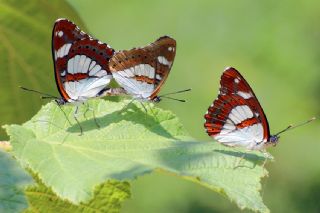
[83, 103, 90, 120]
[83, 102, 100, 129]
[148, 103, 158, 118]
[56, 103, 73, 126]
[117, 98, 136, 114]
[91, 108, 100, 129]
[139, 102, 148, 118]
[233, 153, 246, 169]
[144, 102, 158, 119]
[73, 105, 83, 136]
[260, 150, 272, 167]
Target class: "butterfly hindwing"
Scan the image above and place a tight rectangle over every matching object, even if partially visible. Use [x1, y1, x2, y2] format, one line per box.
[204, 67, 270, 150]
[109, 36, 176, 101]
[52, 18, 115, 103]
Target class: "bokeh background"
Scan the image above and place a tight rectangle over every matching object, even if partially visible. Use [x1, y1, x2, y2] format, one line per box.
[1, 0, 319, 212]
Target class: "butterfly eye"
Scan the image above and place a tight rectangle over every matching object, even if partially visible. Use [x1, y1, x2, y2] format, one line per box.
[153, 97, 161, 103]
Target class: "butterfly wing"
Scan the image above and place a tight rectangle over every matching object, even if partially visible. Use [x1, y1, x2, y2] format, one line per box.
[52, 18, 115, 103]
[204, 67, 271, 150]
[109, 36, 176, 101]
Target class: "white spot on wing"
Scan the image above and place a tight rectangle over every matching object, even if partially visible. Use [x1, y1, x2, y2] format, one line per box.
[73, 55, 80, 74]
[124, 67, 134, 77]
[221, 123, 236, 132]
[234, 78, 240, 84]
[57, 31, 63, 37]
[79, 55, 87, 73]
[139, 64, 146, 76]
[157, 56, 171, 66]
[82, 57, 91, 73]
[148, 66, 155, 78]
[119, 64, 155, 79]
[95, 70, 107, 77]
[229, 105, 253, 124]
[68, 58, 74, 74]
[134, 64, 144, 76]
[237, 91, 253, 99]
[56, 44, 71, 59]
[56, 48, 61, 58]
[90, 64, 102, 76]
[156, 74, 162, 80]
[64, 44, 71, 56]
[89, 61, 96, 71]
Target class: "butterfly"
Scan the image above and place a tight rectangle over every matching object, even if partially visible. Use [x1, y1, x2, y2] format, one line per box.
[109, 36, 180, 103]
[22, 18, 121, 135]
[52, 18, 116, 105]
[204, 67, 315, 150]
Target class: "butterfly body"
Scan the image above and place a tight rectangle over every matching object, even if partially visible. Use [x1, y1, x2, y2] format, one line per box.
[204, 67, 279, 150]
[54, 98, 68, 106]
[52, 18, 115, 104]
[109, 36, 176, 102]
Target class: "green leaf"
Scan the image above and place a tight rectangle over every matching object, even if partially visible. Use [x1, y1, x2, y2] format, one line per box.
[24, 173, 130, 213]
[0, 150, 33, 213]
[0, 0, 85, 139]
[4, 99, 269, 212]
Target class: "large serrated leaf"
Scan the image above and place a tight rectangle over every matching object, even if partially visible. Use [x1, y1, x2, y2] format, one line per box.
[0, 150, 33, 213]
[5, 99, 270, 212]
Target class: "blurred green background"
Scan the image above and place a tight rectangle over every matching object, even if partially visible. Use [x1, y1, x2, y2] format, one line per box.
[1, 0, 320, 212]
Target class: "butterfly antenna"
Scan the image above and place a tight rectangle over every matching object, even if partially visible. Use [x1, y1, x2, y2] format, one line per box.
[20, 86, 59, 99]
[158, 88, 191, 97]
[41, 96, 56, 100]
[160, 96, 186, 102]
[20, 86, 73, 126]
[275, 117, 316, 136]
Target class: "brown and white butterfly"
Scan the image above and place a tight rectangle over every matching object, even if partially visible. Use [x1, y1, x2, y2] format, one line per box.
[109, 36, 176, 102]
[52, 18, 116, 105]
[204, 67, 315, 150]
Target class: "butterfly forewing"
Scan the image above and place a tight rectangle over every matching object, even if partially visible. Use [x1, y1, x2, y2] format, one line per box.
[52, 18, 115, 103]
[204, 67, 271, 150]
[109, 36, 176, 101]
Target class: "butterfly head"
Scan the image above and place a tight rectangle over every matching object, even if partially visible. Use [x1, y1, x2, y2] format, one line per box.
[269, 135, 280, 146]
[151, 96, 161, 103]
[55, 98, 67, 106]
